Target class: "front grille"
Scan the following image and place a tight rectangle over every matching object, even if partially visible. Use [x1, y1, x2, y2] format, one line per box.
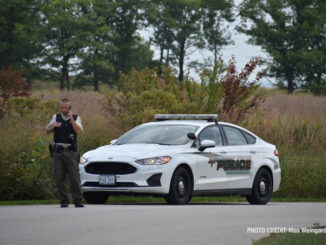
[85, 162, 137, 175]
[83, 182, 138, 187]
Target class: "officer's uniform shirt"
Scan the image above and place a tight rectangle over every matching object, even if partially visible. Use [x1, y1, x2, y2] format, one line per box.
[46, 113, 83, 147]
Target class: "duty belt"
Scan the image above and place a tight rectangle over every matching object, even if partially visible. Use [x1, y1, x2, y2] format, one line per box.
[53, 144, 74, 152]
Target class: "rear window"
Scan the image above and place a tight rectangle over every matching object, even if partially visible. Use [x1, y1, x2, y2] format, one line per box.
[241, 130, 256, 144]
[223, 126, 247, 145]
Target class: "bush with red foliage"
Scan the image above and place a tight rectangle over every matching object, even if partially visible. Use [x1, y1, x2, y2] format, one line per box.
[0, 67, 31, 117]
[0, 67, 30, 102]
[219, 57, 265, 123]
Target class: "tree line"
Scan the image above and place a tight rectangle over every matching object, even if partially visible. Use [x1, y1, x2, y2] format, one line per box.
[0, 0, 325, 94]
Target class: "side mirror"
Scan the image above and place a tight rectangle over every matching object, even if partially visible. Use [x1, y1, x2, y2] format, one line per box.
[110, 139, 117, 145]
[187, 133, 197, 140]
[199, 140, 216, 151]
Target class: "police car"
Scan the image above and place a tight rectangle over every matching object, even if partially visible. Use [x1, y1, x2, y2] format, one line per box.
[79, 114, 281, 205]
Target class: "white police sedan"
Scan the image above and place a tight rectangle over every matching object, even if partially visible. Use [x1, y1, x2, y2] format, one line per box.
[79, 114, 281, 205]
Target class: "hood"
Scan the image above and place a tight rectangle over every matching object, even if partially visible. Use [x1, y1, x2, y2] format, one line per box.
[83, 143, 186, 161]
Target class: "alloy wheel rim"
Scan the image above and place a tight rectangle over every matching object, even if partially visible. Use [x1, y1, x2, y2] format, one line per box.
[177, 178, 185, 195]
[258, 177, 268, 196]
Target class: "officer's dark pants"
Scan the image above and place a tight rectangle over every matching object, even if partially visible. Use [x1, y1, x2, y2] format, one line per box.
[53, 151, 83, 203]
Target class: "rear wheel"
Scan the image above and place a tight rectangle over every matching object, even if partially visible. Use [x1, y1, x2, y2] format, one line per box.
[246, 168, 273, 205]
[84, 192, 109, 204]
[165, 167, 193, 205]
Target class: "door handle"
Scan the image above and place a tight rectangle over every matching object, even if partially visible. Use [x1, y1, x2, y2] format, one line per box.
[218, 151, 227, 154]
[250, 151, 256, 154]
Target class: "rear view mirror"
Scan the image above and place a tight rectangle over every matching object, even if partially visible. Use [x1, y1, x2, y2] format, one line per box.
[110, 139, 117, 145]
[187, 133, 197, 140]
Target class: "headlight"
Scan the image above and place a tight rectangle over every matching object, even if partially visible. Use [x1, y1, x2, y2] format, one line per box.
[80, 156, 88, 165]
[136, 156, 172, 165]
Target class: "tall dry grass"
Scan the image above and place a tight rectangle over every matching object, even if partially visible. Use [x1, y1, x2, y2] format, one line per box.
[32, 90, 116, 152]
[32, 90, 104, 119]
[32, 90, 326, 154]
[248, 93, 326, 197]
[251, 94, 326, 154]
[263, 94, 326, 121]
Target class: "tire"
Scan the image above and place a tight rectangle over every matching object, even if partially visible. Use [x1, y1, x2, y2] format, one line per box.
[83, 192, 109, 204]
[246, 168, 273, 205]
[165, 167, 193, 205]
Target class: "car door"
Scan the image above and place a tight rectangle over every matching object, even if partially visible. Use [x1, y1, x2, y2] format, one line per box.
[195, 125, 230, 191]
[219, 125, 255, 189]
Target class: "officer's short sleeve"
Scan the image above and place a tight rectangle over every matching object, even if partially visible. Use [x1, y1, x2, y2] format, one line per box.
[76, 116, 83, 131]
[46, 114, 56, 129]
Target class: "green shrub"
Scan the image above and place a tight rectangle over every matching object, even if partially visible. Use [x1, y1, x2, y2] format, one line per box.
[101, 67, 199, 132]
[0, 97, 58, 200]
[102, 58, 264, 132]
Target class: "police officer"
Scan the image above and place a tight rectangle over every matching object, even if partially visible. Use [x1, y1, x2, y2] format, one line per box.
[46, 98, 84, 208]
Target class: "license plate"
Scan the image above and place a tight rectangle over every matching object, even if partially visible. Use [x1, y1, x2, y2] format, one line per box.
[99, 175, 115, 185]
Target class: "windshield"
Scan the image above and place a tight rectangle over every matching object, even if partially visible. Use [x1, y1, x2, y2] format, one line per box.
[115, 124, 199, 145]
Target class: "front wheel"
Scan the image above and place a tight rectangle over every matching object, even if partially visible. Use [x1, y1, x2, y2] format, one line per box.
[246, 168, 273, 205]
[84, 192, 109, 204]
[165, 167, 193, 205]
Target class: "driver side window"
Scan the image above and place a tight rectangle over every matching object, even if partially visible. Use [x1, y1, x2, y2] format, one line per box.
[198, 126, 223, 146]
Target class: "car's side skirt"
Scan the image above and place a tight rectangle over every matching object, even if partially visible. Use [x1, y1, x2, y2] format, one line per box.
[193, 188, 252, 196]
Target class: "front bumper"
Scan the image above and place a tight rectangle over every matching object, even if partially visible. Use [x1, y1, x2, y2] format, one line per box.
[79, 160, 173, 195]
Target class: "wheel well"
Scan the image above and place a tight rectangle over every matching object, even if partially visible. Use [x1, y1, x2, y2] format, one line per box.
[257, 165, 273, 186]
[176, 164, 194, 190]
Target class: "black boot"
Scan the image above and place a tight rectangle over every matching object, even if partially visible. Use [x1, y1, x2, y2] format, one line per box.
[74, 200, 84, 208]
[60, 200, 69, 208]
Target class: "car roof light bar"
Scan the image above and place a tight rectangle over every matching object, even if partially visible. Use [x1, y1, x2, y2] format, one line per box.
[154, 114, 218, 122]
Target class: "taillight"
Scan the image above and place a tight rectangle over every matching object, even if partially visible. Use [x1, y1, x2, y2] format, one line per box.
[274, 149, 279, 156]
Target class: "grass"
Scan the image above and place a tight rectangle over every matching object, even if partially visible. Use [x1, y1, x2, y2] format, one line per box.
[274, 154, 326, 198]
[253, 232, 326, 245]
[263, 93, 326, 120]
[1, 196, 326, 206]
[0, 199, 59, 206]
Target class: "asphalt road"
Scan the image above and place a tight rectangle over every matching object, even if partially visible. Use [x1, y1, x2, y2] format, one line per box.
[1, 202, 326, 245]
